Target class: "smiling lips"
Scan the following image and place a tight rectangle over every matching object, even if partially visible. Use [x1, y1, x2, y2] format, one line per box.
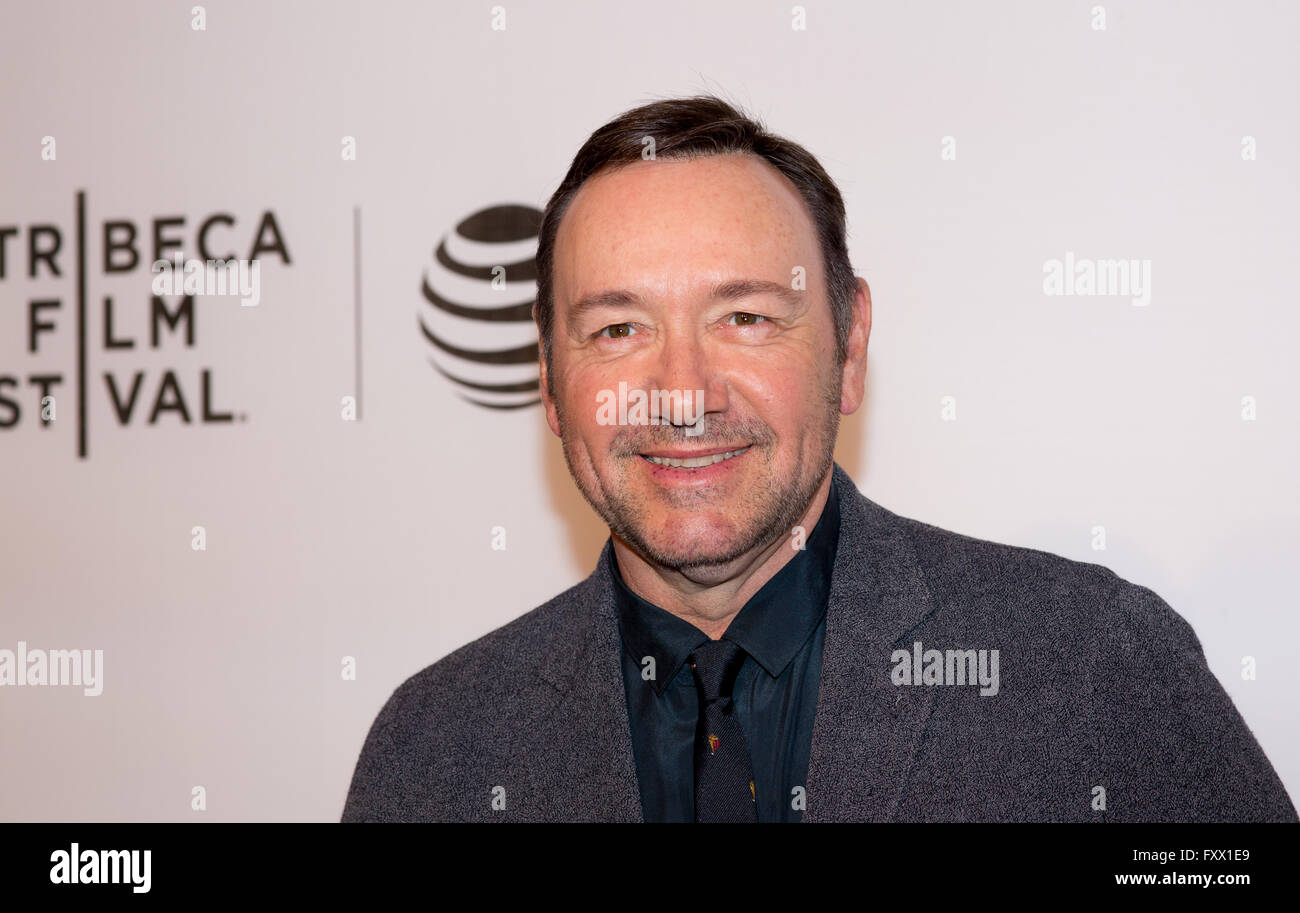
[640, 445, 752, 469]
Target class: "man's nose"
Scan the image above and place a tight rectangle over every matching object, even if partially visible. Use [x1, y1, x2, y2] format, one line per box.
[650, 329, 723, 427]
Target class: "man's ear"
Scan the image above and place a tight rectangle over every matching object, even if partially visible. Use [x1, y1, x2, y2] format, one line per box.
[538, 342, 562, 438]
[840, 277, 872, 415]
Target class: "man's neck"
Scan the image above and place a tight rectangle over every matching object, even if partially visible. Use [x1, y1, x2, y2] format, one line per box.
[611, 471, 835, 640]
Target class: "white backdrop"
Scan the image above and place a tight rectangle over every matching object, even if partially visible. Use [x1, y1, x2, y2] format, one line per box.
[1, 0, 1296, 820]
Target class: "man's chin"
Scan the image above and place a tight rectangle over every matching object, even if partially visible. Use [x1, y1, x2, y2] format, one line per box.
[617, 523, 765, 572]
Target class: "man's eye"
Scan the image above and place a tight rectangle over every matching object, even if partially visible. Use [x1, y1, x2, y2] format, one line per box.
[598, 323, 636, 339]
[728, 312, 766, 326]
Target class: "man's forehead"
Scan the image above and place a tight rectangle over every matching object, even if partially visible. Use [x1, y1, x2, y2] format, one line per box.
[553, 153, 821, 302]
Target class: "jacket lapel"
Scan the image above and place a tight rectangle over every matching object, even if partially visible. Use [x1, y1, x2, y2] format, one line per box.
[516, 463, 936, 823]
[512, 553, 644, 822]
[801, 463, 939, 822]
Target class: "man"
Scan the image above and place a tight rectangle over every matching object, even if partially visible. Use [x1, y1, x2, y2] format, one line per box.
[343, 96, 1296, 822]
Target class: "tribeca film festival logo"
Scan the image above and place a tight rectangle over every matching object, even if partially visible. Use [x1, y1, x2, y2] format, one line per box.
[420, 203, 543, 410]
[0, 641, 104, 696]
[891, 641, 1000, 696]
[1043, 251, 1152, 306]
[0, 193, 291, 457]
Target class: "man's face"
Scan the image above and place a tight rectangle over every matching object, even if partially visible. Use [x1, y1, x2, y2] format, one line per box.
[541, 153, 861, 572]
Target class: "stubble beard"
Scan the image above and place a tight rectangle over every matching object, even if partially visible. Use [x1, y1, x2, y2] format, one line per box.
[555, 369, 843, 572]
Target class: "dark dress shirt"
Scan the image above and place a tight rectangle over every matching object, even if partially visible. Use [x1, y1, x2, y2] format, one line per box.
[610, 474, 842, 822]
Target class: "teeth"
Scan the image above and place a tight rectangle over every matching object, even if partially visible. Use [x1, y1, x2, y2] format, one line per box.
[644, 446, 750, 469]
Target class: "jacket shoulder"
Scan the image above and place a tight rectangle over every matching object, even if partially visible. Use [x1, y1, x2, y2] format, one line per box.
[340, 571, 603, 821]
[398, 570, 600, 706]
[886, 507, 1214, 680]
[874, 505, 1129, 644]
[873, 503, 1296, 821]
[881, 504, 1211, 692]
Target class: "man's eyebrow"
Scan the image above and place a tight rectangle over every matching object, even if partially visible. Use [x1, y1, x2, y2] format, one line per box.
[569, 289, 643, 323]
[568, 279, 802, 323]
[710, 278, 803, 309]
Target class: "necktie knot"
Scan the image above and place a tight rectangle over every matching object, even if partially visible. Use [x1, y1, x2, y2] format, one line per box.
[687, 638, 747, 704]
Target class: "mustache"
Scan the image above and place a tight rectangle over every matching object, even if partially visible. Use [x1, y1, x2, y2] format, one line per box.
[611, 416, 776, 455]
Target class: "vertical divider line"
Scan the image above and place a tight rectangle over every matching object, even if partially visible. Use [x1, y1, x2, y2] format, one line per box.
[353, 205, 362, 421]
[77, 190, 87, 458]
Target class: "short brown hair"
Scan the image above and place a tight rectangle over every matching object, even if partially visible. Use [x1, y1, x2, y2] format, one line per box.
[534, 95, 857, 382]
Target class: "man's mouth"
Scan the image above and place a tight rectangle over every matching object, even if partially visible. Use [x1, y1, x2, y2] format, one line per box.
[638, 445, 752, 470]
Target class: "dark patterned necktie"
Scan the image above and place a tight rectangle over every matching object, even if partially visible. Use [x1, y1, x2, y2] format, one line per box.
[688, 638, 758, 823]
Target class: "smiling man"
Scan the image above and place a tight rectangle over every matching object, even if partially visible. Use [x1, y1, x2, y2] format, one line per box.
[544, 149, 854, 642]
[342, 96, 1296, 823]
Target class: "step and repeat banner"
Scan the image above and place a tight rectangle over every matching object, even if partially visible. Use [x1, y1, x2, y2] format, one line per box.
[1, 0, 1296, 820]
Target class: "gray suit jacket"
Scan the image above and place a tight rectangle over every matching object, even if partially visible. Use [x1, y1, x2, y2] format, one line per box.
[342, 463, 1296, 822]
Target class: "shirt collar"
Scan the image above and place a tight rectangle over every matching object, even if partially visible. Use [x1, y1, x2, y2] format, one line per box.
[610, 472, 842, 694]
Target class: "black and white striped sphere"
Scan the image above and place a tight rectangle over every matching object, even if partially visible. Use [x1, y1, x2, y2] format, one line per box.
[420, 204, 543, 409]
